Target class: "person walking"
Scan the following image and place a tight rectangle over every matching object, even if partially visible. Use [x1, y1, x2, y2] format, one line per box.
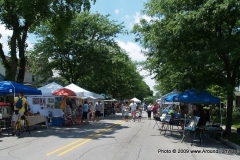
[138, 108, 142, 122]
[124, 106, 129, 122]
[121, 102, 127, 119]
[147, 103, 152, 119]
[11, 92, 31, 136]
[129, 100, 137, 122]
[95, 100, 103, 122]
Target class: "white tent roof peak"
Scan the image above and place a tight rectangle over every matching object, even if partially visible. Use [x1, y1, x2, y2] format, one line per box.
[64, 83, 92, 97]
[38, 82, 63, 95]
[131, 97, 141, 103]
[64, 83, 104, 99]
[65, 83, 89, 92]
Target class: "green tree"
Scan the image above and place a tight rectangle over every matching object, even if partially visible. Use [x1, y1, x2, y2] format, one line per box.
[0, 0, 95, 83]
[133, 0, 240, 134]
[29, 11, 152, 99]
[29, 12, 126, 84]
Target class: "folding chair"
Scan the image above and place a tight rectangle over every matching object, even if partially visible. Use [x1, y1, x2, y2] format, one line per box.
[153, 116, 161, 129]
[181, 116, 200, 145]
[160, 115, 172, 135]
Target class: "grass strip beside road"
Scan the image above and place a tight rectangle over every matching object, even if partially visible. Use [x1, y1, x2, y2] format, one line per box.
[220, 117, 240, 129]
[46, 120, 125, 156]
[223, 132, 240, 146]
[218, 117, 240, 146]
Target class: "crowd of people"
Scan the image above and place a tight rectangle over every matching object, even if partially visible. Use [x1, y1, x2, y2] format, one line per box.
[146, 102, 160, 119]
[120, 101, 143, 122]
[62, 98, 104, 126]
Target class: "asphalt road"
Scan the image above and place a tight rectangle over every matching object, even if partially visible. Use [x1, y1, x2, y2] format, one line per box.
[0, 112, 239, 160]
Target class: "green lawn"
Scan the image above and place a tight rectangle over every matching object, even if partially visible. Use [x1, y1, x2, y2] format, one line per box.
[219, 117, 240, 128]
[219, 117, 240, 146]
[223, 132, 240, 146]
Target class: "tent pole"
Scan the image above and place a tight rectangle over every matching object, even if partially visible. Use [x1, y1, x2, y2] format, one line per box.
[220, 103, 222, 127]
[10, 81, 15, 97]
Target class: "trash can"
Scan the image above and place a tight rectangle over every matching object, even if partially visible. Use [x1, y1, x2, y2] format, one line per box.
[52, 117, 64, 126]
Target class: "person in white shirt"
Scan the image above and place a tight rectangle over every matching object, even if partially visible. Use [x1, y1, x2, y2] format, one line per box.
[95, 100, 103, 122]
[121, 102, 127, 119]
[147, 103, 152, 119]
[129, 101, 137, 122]
[124, 106, 129, 122]
[89, 102, 95, 122]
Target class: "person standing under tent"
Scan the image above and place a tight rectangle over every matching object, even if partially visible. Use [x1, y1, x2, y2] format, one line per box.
[77, 104, 83, 125]
[11, 92, 31, 136]
[95, 100, 103, 122]
[87, 102, 92, 122]
[152, 103, 158, 118]
[82, 100, 89, 125]
[129, 100, 137, 122]
[90, 102, 95, 122]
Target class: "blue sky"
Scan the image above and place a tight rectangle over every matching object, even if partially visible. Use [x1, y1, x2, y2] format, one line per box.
[90, 0, 156, 92]
[0, 0, 156, 93]
[91, 0, 148, 41]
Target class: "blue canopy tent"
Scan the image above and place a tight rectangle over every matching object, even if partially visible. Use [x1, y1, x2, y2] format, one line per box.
[173, 89, 220, 104]
[157, 89, 180, 104]
[0, 81, 42, 96]
[164, 93, 180, 103]
[173, 88, 222, 127]
[156, 90, 180, 116]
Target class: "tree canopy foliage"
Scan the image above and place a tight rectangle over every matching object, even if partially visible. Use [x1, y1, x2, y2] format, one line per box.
[28, 11, 153, 100]
[0, 0, 154, 102]
[132, 0, 240, 134]
[0, 0, 95, 82]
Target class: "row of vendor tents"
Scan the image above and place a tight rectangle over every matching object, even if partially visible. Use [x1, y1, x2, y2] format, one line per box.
[0, 81, 220, 104]
[0, 81, 105, 99]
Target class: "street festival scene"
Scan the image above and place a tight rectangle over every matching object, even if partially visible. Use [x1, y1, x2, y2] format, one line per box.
[0, 0, 240, 160]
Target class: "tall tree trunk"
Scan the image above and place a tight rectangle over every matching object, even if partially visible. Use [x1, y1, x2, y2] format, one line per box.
[225, 94, 233, 134]
[17, 24, 29, 83]
[10, 30, 18, 81]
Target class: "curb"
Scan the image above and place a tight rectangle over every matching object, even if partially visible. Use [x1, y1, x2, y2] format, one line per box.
[220, 126, 240, 150]
[216, 136, 240, 150]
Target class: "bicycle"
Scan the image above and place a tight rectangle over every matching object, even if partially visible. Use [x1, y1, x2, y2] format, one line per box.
[15, 114, 30, 138]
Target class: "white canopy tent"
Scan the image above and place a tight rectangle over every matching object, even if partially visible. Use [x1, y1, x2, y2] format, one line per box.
[64, 83, 104, 99]
[131, 97, 141, 103]
[38, 82, 63, 95]
[64, 83, 93, 97]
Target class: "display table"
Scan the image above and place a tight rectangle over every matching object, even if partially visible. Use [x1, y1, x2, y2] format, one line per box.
[204, 126, 223, 140]
[25, 115, 48, 128]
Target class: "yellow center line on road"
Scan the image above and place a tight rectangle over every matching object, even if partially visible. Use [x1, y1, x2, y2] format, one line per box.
[46, 120, 125, 157]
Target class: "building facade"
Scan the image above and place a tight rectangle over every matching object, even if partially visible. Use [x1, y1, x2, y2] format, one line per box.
[0, 62, 35, 85]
